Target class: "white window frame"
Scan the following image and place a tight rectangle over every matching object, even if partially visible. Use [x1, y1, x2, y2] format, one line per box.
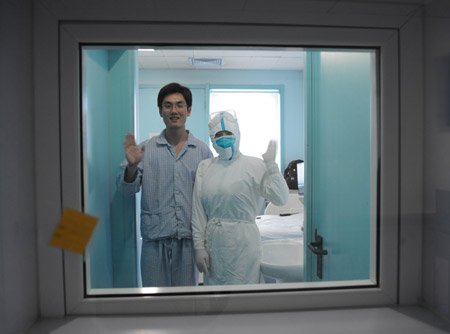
[39, 21, 408, 315]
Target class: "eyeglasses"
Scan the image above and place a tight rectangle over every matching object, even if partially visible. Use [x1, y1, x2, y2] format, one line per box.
[161, 102, 187, 112]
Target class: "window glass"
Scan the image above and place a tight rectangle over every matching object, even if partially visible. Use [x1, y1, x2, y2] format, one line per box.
[81, 46, 378, 295]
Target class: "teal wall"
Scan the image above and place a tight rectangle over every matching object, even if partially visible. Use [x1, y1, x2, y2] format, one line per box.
[139, 69, 304, 171]
[108, 50, 138, 287]
[84, 49, 113, 288]
[84, 49, 138, 288]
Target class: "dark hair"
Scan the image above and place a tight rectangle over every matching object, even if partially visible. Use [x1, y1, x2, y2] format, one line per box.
[157, 82, 192, 108]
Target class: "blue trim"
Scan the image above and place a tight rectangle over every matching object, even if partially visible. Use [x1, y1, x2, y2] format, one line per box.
[220, 113, 226, 131]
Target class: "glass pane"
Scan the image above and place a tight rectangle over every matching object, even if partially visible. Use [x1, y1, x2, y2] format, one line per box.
[81, 46, 378, 295]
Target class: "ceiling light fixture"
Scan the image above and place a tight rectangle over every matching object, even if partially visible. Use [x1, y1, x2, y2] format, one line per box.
[189, 58, 224, 67]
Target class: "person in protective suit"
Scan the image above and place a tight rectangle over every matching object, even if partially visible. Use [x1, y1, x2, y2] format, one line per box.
[191, 110, 289, 285]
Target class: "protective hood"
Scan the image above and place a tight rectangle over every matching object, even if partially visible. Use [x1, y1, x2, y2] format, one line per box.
[209, 110, 240, 160]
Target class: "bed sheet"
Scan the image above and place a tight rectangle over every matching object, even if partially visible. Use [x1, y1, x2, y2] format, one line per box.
[255, 213, 304, 241]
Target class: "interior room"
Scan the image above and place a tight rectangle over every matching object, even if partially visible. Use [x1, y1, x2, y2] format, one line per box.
[2, 0, 450, 333]
[82, 46, 376, 290]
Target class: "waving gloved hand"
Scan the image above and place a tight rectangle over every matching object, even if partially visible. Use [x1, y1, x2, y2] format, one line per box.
[195, 249, 210, 275]
[262, 139, 277, 162]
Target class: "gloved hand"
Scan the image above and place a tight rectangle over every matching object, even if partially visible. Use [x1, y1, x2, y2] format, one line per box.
[195, 249, 210, 275]
[262, 139, 277, 162]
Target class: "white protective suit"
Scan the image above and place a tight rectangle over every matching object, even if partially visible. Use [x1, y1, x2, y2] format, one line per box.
[192, 111, 289, 285]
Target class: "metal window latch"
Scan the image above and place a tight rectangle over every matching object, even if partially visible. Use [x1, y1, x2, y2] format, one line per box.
[307, 229, 328, 279]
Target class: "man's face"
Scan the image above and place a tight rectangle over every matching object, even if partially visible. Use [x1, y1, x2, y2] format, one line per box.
[159, 93, 191, 129]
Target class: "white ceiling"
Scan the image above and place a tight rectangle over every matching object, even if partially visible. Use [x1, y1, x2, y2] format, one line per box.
[138, 48, 305, 71]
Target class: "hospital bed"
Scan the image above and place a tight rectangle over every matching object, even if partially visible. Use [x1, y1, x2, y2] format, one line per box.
[256, 192, 304, 241]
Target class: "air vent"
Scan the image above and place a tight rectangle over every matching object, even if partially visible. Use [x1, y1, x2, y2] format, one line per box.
[189, 58, 224, 67]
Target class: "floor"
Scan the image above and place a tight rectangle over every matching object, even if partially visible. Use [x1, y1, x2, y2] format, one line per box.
[27, 306, 450, 334]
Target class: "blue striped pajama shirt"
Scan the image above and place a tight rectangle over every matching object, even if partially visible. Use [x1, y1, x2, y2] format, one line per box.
[117, 130, 212, 286]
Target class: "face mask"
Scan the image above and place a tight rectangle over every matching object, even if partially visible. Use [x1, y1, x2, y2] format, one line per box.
[213, 135, 236, 160]
[215, 136, 236, 149]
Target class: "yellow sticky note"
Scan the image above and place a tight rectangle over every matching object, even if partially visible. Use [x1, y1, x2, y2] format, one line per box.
[50, 208, 99, 254]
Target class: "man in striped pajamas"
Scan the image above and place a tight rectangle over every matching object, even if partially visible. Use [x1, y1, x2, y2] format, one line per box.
[117, 83, 212, 287]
